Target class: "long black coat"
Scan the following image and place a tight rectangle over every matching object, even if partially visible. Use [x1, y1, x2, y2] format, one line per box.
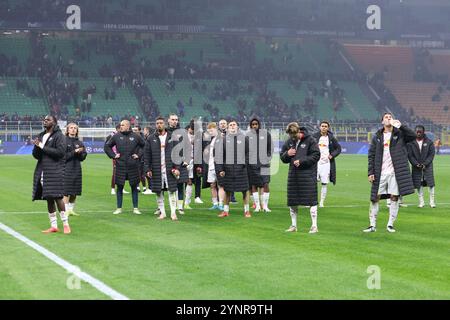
[407, 135, 435, 188]
[312, 131, 342, 185]
[215, 131, 250, 193]
[64, 136, 87, 195]
[280, 133, 320, 207]
[167, 126, 190, 184]
[368, 125, 416, 201]
[32, 126, 66, 201]
[144, 131, 180, 194]
[246, 127, 272, 187]
[200, 134, 225, 188]
[104, 131, 145, 186]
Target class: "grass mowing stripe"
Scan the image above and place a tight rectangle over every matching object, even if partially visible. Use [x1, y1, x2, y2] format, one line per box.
[0, 221, 129, 300]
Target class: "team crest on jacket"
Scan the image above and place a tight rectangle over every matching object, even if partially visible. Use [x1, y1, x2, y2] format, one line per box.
[237, 140, 242, 144]
[424, 143, 427, 146]
[129, 137, 134, 141]
[49, 137, 53, 141]
[75, 144, 80, 148]
[120, 136, 124, 140]
[300, 143, 306, 148]
[260, 136, 265, 140]
[393, 136, 398, 140]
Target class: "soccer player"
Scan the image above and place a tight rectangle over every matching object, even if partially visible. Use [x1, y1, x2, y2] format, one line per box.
[144, 117, 180, 221]
[191, 121, 204, 204]
[104, 120, 145, 215]
[246, 117, 272, 212]
[142, 127, 154, 195]
[167, 113, 190, 215]
[407, 125, 436, 208]
[281, 122, 320, 233]
[63, 123, 87, 217]
[218, 118, 237, 204]
[202, 122, 225, 210]
[133, 125, 149, 194]
[364, 113, 416, 233]
[107, 124, 129, 195]
[312, 121, 341, 207]
[216, 120, 251, 218]
[32, 115, 71, 234]
[183, 123, 195, 210]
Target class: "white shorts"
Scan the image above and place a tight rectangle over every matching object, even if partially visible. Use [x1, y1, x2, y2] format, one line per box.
[207, 169, 217, 184]
[378, 173, 399, 196]
[317, 162, 330, 184]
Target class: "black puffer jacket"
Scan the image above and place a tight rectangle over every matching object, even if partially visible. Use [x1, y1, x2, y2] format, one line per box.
[64, 136, 87, 195]
[407, 135, 435, 188]
[215, 131, 249, 193]
[104, 130, 145, 186]
[144, 131, 180, 194]
[32, 126, 66, 201]
[368, 125, 416, 201]
[280, 129, 320, 207]
[246, 117, 273, 187]
[312, 131, 341, 185]
[167, 125, 190, 184]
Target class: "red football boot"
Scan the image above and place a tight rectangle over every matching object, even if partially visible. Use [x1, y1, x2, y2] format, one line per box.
[42, 227, 59, 233]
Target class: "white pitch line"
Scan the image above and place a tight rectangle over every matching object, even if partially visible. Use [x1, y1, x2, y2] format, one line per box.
[0, 221, 129, 300]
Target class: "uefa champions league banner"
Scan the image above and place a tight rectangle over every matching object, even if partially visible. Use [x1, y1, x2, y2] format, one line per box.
[0, 20, 441, 41]
[3, 141, 449, 155]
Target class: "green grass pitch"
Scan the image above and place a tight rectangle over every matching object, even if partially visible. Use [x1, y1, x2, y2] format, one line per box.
[0, 154, 449, 299]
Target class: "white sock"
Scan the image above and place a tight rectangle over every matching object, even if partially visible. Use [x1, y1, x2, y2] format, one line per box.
[65, 203, 70, 212]
[69, 203, 75, 211]
[310, 205, 318, 228]
[177, 199, 183, 210]
[289, 206, 298, 228]
[212, 197, 218, 206]
[157, 193, 166, 216]
[169, 192, 177, 216]
[244, 204, 250, 212]
[262, 192, 270, 209]
[320, 185, 327, 204]
[185, 185, 193, 205]
[48, 212, 58, 228]
[388, 200, 399, 227]
[252, 192, 260, 208]
[223, 204, 230, 213]
[429, 187, 435, 204]
[250, 194, 254, 203]
[369, 202, 379, 227]
[418, 186, 424, 204]
[59, 211, 69, 226]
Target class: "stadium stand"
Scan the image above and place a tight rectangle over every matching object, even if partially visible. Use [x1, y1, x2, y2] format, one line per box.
[0, 33, 381, 123]
[0, 77, 47, 116]
[386, 81, 450, 125]
[343, 44, 415, 81]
